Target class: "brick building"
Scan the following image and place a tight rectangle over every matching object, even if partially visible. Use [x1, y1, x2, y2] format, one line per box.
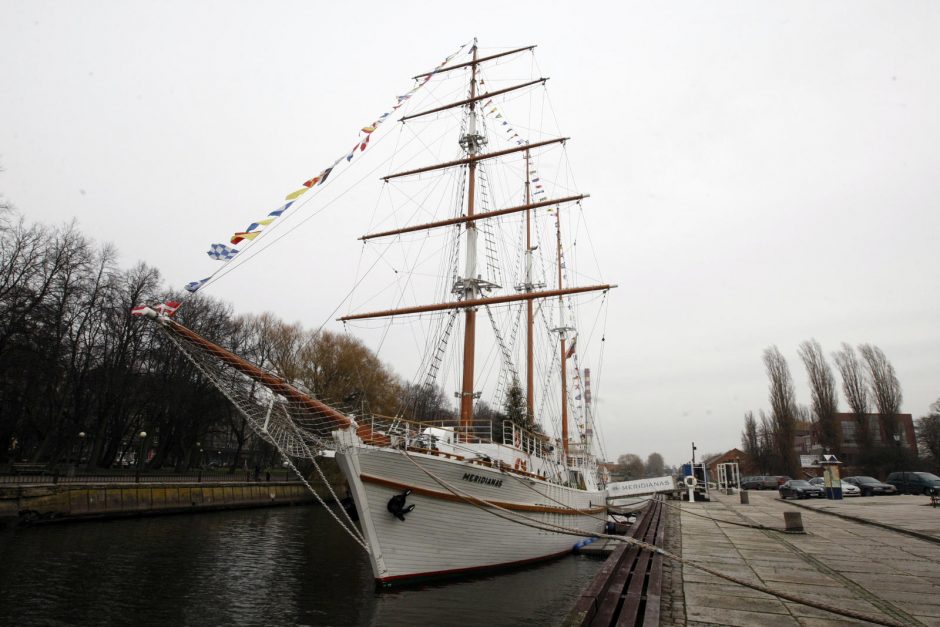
[797, 412, 917, 464]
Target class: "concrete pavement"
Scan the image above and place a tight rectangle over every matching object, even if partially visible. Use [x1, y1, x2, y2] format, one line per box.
[665, 490, 940, 626]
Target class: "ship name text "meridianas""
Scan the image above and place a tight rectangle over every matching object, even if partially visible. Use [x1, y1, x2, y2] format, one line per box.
[462, 473, 503, 488]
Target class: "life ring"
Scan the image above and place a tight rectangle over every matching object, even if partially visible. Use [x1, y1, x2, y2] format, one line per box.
[683, 475, 698, 488]
[513, 458, 527, 472]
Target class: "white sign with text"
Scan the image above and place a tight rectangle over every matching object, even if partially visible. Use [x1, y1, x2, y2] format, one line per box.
[607, 476, 676, 498]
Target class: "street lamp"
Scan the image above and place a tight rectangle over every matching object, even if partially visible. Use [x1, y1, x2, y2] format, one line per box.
[135, 431, 147, 483]
[76, 431, 87, 471]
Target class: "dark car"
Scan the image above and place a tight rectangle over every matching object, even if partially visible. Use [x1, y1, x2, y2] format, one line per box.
[779, 480, 824, 499]
[842, 476, 898, 496]
[809, 476, 861, 496]
[742, 475, 778, 490]
[886, 472, 940, 495]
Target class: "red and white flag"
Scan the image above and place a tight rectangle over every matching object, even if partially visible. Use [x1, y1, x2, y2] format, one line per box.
[153, 301, 181, 317]
[130, 305, 150, 316]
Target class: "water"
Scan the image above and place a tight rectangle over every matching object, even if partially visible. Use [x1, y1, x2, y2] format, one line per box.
[0, 505, 602, 626]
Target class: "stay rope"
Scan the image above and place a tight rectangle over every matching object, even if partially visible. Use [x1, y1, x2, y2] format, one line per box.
[163, 329, 370, 554]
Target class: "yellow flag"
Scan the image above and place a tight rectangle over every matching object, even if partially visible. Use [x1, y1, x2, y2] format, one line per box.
[286, 187, 309, 201]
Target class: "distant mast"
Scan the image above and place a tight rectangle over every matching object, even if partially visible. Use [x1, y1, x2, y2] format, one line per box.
[584, 367, 593, 451]
[524, 149, 535, 425]
[555, 209, 571, 459]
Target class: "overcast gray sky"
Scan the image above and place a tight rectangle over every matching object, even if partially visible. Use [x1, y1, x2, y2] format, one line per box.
[2, 1, 938, 466]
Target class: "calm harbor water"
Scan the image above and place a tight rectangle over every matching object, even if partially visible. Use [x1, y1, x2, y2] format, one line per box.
[0, 504, 602, 626]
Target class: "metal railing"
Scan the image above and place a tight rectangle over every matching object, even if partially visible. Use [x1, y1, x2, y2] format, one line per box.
[0, 468, 300, 485]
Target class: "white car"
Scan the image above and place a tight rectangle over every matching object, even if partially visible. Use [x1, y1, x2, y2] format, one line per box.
[808, 476, 860, 496]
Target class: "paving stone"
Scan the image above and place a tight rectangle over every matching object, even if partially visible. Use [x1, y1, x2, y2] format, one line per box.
[667, 490, 940, 627]
[684, 590, 790, 614]
[685, 605, 801, 626]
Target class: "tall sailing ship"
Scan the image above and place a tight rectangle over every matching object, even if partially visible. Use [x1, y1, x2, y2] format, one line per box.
[140, 40, 615, 585]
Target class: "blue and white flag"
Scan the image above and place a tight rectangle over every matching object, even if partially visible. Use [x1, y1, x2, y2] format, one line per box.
[207, 244, 239, 261]
[185, 277, 210, 293]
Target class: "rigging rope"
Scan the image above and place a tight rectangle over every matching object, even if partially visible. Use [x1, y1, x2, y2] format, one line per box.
[396, 449, 905, 627]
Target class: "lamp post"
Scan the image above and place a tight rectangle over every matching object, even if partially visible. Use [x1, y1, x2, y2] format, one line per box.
[76, 431, 87, 474]
[135, 431, 147, 483]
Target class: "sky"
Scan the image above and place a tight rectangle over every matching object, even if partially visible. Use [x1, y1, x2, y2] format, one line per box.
[1, 1, 938, 466]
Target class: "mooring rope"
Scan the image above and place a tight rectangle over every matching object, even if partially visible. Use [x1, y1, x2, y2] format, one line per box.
[396, 450, 906, 627]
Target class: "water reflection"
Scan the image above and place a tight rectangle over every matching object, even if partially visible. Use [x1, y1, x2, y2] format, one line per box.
[0, 506, 601, 626]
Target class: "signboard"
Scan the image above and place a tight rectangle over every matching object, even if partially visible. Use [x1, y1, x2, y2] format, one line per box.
[606, 476, 676, 498]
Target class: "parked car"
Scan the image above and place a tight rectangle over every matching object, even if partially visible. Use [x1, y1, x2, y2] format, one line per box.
[842, 476, 898, 496]
[773, 475, 792, 486]
[742, 475, 778, 490]
[808, 476, 860, 496]
[886, 471, 940, 495]
[779, 479, 825, 499]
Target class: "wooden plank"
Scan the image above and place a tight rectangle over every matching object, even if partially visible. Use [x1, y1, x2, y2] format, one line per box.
[591, 546, 639, 627]
[642, 497, 668, 626]
[590, 501, 658, 626]
[568, 496, 670, 627]
[574, 543, 629, 617]
[617, 503, 663, 625]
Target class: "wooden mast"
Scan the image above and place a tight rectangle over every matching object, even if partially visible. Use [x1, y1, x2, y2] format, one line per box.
[459, 41, 481, 431]
[556, 209, 570, 460]
[524, 149, 535, 425]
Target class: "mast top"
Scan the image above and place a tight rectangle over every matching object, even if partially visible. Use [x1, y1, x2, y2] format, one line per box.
[412, 45, 536, 79]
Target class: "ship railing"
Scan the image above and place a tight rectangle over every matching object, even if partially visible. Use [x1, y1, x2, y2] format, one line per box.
[366, 414, 495, 449]
[501, 421, 548, 458]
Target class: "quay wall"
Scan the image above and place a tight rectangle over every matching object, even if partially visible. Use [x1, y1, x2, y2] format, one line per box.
[0, 460, 346, 525]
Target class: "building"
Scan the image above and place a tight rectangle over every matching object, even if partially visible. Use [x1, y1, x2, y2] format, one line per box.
[799, 413, 917, 465]
[704, 448, 759, 479]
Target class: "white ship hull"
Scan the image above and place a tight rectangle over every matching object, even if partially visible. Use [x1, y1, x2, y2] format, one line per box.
[334, 434, 607, 585]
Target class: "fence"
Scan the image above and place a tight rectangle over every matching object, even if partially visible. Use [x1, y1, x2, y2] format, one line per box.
[0, 467, 299, 485]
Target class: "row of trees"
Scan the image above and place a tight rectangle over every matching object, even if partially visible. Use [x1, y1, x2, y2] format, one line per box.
[741, 340, 931, 478]
[0, 210, 528, 470]
[612, 452, 666, 480]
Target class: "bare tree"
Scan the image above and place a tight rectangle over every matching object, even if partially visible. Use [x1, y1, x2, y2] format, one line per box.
[763, 346, 799, 476]
[616, 453, 645, 479]
[859, 344, 903, 444]
[758, 410, 776, 473]
[798, 339, 841, 455]
[741, 410, 759, 456]
[916, 399, 940, 469]
[645, 452, 665, 477]
[834, 343, 872, 459]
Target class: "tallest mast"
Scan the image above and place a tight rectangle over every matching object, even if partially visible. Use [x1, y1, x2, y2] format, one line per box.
[458, 40, 484, 430]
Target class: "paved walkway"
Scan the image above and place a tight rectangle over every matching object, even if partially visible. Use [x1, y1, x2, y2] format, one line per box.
[673, 490, 940, 626]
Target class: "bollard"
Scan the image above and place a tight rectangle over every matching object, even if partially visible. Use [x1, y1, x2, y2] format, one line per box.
[784, 511, 804, 533]
[739, 490, 749, 505]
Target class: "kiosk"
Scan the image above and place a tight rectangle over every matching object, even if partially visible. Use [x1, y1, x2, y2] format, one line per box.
[816, 453, 843, 500]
